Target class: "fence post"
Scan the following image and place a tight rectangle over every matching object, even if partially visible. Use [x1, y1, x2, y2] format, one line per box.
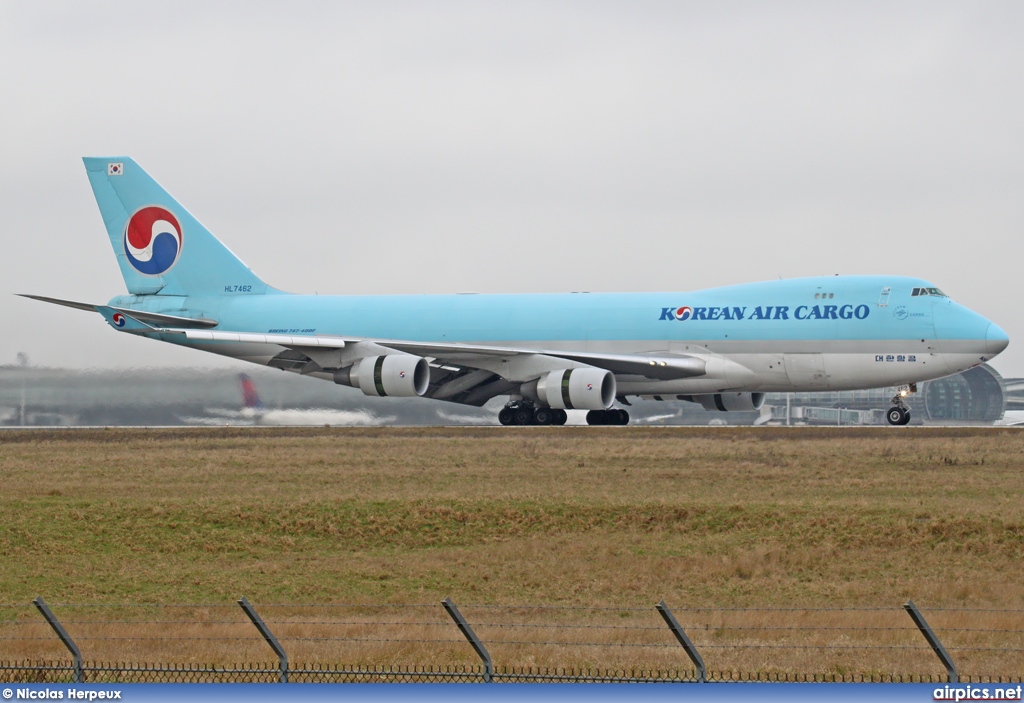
[32, 597, 83, 683]
[904, 599, 958, 683]
[442, 597, 493, 682]
[238, 596, 288, 683]
[656, 600, 706, 682]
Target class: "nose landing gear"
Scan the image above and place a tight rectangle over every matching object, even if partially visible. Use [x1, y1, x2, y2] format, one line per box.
[886, 384, 916, 426]
[886, 404, 911, 426]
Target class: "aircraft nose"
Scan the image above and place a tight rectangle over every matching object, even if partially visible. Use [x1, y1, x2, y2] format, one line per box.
[987, 322, 1009, 356]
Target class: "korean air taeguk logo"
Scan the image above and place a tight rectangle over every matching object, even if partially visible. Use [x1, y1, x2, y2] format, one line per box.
[123, 206, 183, 276]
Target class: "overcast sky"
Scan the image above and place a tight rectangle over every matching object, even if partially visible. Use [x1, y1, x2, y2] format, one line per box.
[2, 1, 1022, 376]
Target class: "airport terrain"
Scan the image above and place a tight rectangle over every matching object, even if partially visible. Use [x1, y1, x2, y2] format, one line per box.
[1, 426, 1021, 606]
[3, 425, 1024, 676]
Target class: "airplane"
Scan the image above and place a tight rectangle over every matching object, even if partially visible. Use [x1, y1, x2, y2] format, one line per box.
[180, 373, 392, 426]
[20, 157, 1009, 427]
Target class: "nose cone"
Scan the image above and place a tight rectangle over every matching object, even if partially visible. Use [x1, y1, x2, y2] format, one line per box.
[987, 323, 1009, 356]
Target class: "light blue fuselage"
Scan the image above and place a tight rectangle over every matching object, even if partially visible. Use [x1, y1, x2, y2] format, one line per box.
[110, 274, 1007, 395]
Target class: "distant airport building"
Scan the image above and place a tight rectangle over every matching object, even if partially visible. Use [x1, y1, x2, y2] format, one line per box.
[633, 364, 1009, 426]
[1002, 377, 1024, 413]
[761, 363, 1006, 425]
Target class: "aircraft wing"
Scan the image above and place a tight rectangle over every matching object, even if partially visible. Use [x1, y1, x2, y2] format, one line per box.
[164, 327, 707, 406]
[21, 299, 707, 407]
[372, 340, 707, 406]
[166, 329, 705, 375]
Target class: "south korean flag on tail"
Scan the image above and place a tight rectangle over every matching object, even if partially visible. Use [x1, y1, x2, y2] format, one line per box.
[107, 162, 124, 176]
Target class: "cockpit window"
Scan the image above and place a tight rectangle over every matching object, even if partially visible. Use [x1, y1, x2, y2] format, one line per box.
[926, 287, 946, 297]
[912, 287, 948, 297]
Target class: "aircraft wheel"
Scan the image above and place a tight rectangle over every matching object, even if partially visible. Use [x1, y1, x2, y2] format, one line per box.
[533, 407, 553, 425]
[886, 407, 907, 426]
[553, 409, 568, 425]
[514, 408, 534, 425]
[587, 409, 621, 426]
[498, 407, 514, 426]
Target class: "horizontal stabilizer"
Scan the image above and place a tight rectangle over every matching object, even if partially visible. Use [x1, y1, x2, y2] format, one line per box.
[17, 294, 97, 313]
[18, 294, 218, 328]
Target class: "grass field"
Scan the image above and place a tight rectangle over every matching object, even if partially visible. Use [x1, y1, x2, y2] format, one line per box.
[1, 426, 1022, 676]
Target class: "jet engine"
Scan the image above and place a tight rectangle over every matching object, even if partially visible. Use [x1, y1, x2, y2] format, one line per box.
[523, 368, 616, 410]
[680, 392, 765, 412]
[334, 355, 430, 397]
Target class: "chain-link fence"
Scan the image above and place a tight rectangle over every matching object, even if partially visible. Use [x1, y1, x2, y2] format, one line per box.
[1, 599, 1022, 683]
[3, 661, 1023, 684]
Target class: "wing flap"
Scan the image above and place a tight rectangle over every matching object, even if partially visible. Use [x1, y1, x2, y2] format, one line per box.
[382, 340, 706, 380]
[178, 329, 351, 347]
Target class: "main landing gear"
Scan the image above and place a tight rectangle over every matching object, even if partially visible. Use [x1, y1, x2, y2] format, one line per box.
[498, 401, 568, 426]
[497, 402, 630, 425]
[586, 409, 630, 426]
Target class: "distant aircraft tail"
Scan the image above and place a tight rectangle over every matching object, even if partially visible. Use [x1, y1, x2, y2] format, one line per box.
[239, 373, 265, 411]
[83, 157, 275, 297]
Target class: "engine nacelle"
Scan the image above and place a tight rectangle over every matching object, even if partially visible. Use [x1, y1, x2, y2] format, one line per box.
[681, 392, 765, 412]
[526, 368, 616, 410]
[334, 355, 430, 397]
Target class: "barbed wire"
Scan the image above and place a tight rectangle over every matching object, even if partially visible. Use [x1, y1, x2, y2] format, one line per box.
[467, 605, 909, 612]
[6, 633, 1024, 655]
[8, 619, 452, 627]
[6, 602, 1024, 613]
[913, 608, 1024, 613]
[5, 660, 1015, 684]
[677, 625, 1023, 633]
[10, 620, 1021, 635]
[0, 603, 446, 609]
[4, 600, 1022, 678]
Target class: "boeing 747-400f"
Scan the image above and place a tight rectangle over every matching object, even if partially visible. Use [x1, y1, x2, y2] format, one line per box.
[21, 158, 1009, 426]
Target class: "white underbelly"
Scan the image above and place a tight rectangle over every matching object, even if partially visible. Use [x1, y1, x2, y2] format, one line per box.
[617, 351, 972, 395]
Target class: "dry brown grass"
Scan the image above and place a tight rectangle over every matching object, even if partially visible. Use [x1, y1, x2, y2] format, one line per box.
[1, 426, 1022, 677]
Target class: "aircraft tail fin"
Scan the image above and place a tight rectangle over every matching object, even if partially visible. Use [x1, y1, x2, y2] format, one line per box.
[83, 157, 276, 297]
[239, 373, 265, 411]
